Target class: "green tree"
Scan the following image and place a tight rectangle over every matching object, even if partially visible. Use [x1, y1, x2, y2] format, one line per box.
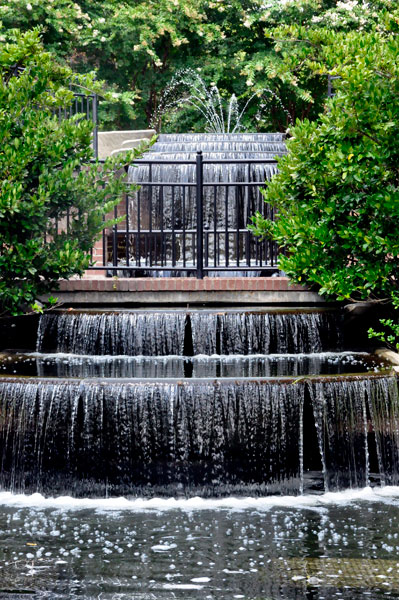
[5, 0, 394, 132]
[0, 28, 142, 316]
[239, 0, 398, 129]
[250, 26, 399, 303]
[0, 0, 226, 129]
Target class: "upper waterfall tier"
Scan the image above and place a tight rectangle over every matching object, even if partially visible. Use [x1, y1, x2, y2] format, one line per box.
[128, 155, 279, 182]
[128, 132, 286, 186]
[157, 133, 286, 142]
[36, 310, 343, 356]
[134, 151, 285, 159]
[150, 142, 287, 154]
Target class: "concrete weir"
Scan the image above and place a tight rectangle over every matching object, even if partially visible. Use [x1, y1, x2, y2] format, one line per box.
[44, 276, 326, 306]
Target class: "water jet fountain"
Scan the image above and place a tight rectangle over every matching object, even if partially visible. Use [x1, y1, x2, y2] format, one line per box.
[151, 69, 293, 134]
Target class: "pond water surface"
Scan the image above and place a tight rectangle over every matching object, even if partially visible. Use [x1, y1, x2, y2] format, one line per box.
[2, 488, 399, 599]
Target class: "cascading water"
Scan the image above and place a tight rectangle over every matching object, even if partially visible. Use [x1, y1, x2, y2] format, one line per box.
[0, 379, 304, 497]
[36, 311, 187, 356]
[189, 310, 342, 355]
[150, 141, 286, 153]
[128, 135, 282, 231]
[310, 375, 399, 491]
[36, 309, 341, 356]
[0, 307, 397, 499]
[125, 132, 285, 275]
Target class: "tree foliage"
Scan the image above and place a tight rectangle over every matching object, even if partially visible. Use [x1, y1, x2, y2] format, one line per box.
[2, 0, 397, 131]
[1, 0, 227, 129]
[250, 24, 399, 303]
[0, 29, 143, 315]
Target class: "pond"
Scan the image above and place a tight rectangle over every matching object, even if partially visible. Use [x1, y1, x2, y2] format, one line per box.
[1, 489, 399, 599]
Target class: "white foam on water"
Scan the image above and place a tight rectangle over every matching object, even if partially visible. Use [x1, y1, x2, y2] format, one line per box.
[1, 487, 399, 512]
[151, 543, 177, 552]
[163, 583, 204, 590]
[23, 351, 369, 360]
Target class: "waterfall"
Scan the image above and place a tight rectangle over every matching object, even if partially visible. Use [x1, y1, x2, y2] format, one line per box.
[1, 375, 398, 497]
[36, 311, 187, 355]
[366, 376, 399, 486]
[128, 154, 279, 231]
[190, 310, 342, 355]
[0, 379, 304, 497]
[151, 141, 287, 154]
[310, 376, 399, 491]
[2, 307, 398, 499]
[36, 310, 342, 356]
[310, 378, 370, 491]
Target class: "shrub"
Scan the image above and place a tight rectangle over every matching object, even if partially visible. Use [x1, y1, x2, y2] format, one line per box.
[250, 28, 399, 304]
[0, 29, 143, 315]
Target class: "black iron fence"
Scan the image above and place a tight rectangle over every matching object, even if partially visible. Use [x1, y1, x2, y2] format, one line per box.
[57, 92, 98, 158]
[89, 152, 280, 278]
[327, 75, 340, 99]
[9, 66, 99, 156]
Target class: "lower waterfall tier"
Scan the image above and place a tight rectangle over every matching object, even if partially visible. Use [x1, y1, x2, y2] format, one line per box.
[0, 376, 397, 498]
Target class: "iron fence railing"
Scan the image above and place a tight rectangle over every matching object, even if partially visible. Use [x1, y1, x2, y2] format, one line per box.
[89, 152, 280, 278]
[327, 75, 340, 99]
[56, 92, 99, 158]
[8, 67, 99, 156]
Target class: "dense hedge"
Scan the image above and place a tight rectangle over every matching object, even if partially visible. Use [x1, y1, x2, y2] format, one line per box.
[250, 28, 399, 303]
[0, 30, 143, 315]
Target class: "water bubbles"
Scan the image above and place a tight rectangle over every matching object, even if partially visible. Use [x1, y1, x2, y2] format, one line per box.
[50, 530, 61, 537]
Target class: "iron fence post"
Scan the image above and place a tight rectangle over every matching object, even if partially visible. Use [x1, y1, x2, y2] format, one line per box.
[113, 203, 118, 268]
[92, 94, 99, 159]
[196, 151, 204, 279]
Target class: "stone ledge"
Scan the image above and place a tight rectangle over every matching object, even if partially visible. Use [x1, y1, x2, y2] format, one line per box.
[58, 277, 306, 293]
[45, 277, 326, 305]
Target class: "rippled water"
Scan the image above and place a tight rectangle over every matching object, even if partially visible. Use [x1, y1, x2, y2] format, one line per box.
[2, 489, 399, 599]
